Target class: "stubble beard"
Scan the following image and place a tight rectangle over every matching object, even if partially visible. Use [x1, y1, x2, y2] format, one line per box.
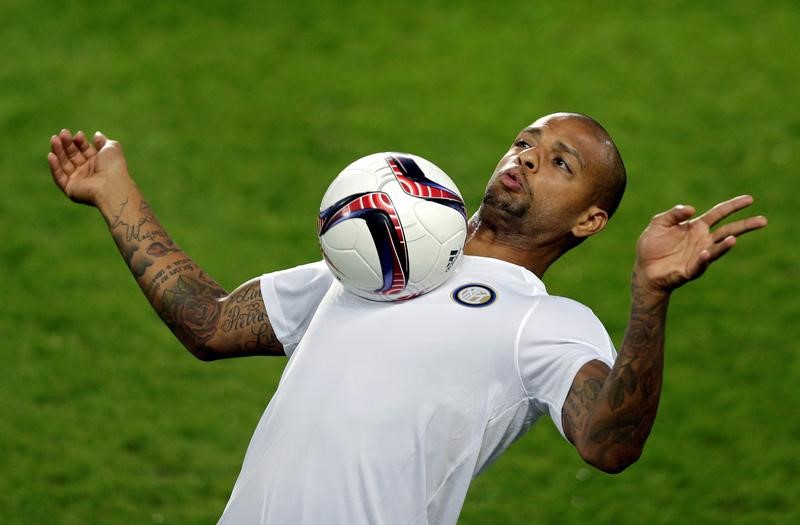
[478, 186, 532, 237]
[482, 191, 529, 218]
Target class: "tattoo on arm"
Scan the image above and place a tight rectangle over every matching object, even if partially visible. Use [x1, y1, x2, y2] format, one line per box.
[563, 365, 604, 443]
[563, 280, 669, 469]
[161, 272, 225, 347]
[217, 281, 282, 355]
[146, 241, 180, 257]
[105, 194, 281, 359]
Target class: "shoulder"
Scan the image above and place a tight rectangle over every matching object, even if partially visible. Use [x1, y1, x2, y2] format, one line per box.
[260, 260, 333, 293]
[522, 295, 611, 350]
[262, 260, 331, 280]
[259, 261, 336, 356]
[456, 255, 545, 295]
[532, 295, 602, 323]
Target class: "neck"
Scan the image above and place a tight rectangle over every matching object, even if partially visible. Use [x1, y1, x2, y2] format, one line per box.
[463, 214, 565, 278]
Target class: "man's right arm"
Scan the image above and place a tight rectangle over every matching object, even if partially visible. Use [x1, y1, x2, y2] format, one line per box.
[561, 197, 767, 473]
[48, 129, 284, 359]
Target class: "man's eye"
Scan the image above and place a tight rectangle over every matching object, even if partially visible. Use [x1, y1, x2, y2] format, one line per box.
[554, 157, 572, 172]
[514, 139, 530, 148]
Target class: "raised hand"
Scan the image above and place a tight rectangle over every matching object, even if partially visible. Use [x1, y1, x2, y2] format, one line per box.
[48, 129, 130, 207]
[634, 195, 767, 294]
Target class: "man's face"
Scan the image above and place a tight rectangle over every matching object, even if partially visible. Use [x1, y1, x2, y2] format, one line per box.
[479, 113, 610, 242]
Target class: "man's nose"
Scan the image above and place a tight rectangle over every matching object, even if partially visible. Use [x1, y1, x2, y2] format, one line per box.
[519, 147, 538, 172]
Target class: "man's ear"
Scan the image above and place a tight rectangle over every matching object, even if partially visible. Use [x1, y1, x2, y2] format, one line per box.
[572, 205, 608, 238]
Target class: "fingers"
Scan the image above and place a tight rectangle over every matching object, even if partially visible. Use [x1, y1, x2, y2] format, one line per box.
[74, 130, 98, 158]
[47, 150, 68, 191]
[60, 128, 84, 161]
[652, 204, 696, 227]
[712, 215, 768, 242]
[49, 128, 106, 170]
[698, 195, 754, 227]
[686, 236, 736, 279]
[699, 213, 765, 268]
[50, 132, 75, 174]
[705, 235, 737, 264]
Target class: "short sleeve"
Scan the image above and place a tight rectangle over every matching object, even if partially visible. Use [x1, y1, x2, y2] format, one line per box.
[515, 296, 616, 441]
[260, 261, 334, 357]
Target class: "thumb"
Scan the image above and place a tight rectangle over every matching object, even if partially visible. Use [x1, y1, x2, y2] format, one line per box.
[652, 204, 696, 227]
[93, 131, 109, 150]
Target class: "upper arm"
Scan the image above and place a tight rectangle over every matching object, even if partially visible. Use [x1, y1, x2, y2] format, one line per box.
[202, 278, 285, 359]
[516, 296, 616, 441]
[561, 359, 611, 445]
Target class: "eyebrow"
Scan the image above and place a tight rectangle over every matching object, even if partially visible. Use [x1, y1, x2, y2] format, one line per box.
[522, 127, 586, 170]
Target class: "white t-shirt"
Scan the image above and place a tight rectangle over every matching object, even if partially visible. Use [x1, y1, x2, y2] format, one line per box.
[218, 255, 616, 525]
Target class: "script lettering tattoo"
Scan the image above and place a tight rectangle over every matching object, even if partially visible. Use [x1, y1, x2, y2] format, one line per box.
[105, 194, 281, 358]
[218, 281, 281, 354]
[247, 322, 281, 352]
[221, 282, 266, 332]
[110, 199, 168, 243]
[109, 198, 180, 281]
[146, 258, 201, 304]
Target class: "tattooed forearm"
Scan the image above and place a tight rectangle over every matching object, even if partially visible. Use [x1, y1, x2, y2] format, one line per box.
[589, 409, 657, 446]
[592, 291, 666, 445]
[564, 283, 670, 472]
[146, 241, 180, 257]
[108, 197, 175, 284]
[101, 191, 282, 359]
[110, 199, 169, 243]
[161, 273, 226, 349]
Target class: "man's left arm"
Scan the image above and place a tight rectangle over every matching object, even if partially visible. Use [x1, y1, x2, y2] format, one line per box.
[562, 195, 767, 473]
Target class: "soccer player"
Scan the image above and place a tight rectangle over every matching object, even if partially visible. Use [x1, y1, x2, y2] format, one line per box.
[48, 113, 766, 524]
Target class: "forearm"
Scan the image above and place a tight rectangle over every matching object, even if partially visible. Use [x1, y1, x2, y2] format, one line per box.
[565, 198, 767, 473]
[48, 131, 283, 359]
[96, 181, 228, 359]
[580, 275, 670, 472]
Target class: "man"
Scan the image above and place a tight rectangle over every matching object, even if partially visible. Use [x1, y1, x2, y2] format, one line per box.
[48, 113, 766, 524]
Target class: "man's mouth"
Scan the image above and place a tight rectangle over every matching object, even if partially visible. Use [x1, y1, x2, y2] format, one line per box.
[500, 170, 523, 191]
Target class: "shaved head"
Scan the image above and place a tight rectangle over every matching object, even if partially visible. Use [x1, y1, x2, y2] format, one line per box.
[546, 112, 627, 218]
[468, 112, 628, 276]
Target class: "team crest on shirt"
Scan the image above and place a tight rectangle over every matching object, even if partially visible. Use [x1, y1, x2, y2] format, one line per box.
[452, 284, 496, 307]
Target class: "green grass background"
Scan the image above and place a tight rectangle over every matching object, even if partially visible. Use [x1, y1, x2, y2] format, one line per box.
[1, 0, 797, 523]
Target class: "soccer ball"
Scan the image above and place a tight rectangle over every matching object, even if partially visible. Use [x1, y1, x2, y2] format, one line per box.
[318, 152, 467, 301]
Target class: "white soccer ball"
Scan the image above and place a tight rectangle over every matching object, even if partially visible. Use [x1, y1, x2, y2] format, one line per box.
[318, 152, 467, 301]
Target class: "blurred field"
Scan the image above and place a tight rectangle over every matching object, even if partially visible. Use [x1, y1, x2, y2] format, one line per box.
[1, 0, 797, 523]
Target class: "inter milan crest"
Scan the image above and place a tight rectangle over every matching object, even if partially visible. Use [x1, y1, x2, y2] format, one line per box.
[452, 284, 496, 307]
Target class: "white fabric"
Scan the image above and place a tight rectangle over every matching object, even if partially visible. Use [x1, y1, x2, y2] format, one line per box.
[218, 255, 616, 525]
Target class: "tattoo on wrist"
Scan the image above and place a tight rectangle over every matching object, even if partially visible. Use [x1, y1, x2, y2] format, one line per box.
[110, 198, 168, 243]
